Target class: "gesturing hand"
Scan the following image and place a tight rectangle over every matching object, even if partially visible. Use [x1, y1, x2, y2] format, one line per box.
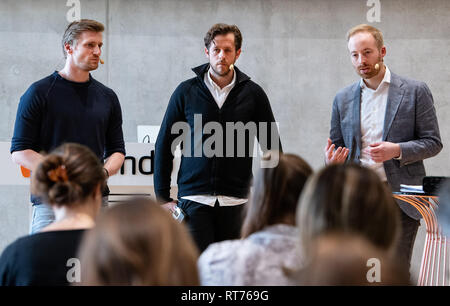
[364, 142, 401, 163]
[324, 138, 349, 165]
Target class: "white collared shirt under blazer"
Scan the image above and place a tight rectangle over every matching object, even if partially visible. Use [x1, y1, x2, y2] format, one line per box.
[359, 66, 392, 182]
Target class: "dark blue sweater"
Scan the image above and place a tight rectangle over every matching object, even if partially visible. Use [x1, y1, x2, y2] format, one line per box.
[11, 72, 125, 203]
[11, 71, 125, 159]
[154, 64, 281, 202]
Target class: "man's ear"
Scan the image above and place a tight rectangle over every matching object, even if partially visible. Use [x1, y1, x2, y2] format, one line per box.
[204, 46, 210, 58]
[65, 43, 73, 56]
[380, 46, 386, 58]
[235, 48, 242, 61]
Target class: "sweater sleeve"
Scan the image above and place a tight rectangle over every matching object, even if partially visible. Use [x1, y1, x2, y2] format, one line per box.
[104, 90, 126, 158]
[154, 83, 187, 202]
[253, 84, 283, 154]
[10, 84, 44, 154]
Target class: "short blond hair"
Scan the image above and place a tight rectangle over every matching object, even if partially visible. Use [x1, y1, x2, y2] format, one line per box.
[62, 19, 104, 58]
[347, 24, 384, 50]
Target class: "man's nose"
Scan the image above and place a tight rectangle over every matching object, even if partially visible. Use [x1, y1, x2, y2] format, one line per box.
[357, 54, 366, 65]
[93, 45, 101, 55]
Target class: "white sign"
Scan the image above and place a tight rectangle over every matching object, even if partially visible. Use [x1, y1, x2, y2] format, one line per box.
[1, 142, 179, 187]
[137, 125, 160, 143]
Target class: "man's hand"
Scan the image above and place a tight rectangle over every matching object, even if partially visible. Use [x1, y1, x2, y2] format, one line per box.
[161, 201, 178, 213]
[364, 142, 401, 163]
[11, 149, 44, 171]
[324, 138, 349, 165]
[104, 152, 125, 177]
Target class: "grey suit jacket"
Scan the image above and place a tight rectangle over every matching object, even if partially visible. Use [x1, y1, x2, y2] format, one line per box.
[330, 72, 442, 219]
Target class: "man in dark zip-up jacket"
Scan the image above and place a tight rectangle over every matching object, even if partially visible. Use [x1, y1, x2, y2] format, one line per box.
[155, 24, 281, 252]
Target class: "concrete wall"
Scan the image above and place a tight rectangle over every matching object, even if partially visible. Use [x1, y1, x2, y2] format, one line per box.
[0, 0, 449, 269]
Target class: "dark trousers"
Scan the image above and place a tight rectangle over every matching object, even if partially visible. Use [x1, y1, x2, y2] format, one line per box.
[396, 207, 421, 274]
[177, 199, 246, 253]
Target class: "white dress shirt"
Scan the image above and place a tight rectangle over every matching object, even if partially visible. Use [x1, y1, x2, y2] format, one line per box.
[359, 66, 392, 182]
[181, 67, 247, 207]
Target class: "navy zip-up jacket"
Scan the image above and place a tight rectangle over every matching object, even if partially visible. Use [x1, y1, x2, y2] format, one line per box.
[154, 63, 281, 202]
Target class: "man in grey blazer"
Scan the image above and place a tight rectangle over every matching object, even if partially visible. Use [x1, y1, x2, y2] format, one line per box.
[325, 24, 442, 270]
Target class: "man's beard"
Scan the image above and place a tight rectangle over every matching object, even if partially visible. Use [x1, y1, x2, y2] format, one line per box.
[356, 57, 382, 79]
[211, 63, 232, 77]
[210, 57, 236, 77]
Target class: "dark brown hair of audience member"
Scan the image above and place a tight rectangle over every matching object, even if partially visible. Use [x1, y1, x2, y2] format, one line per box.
[241, 152, 313, 238]
[31, 143, 106, 207]
[78, 198, 200, 285]
[204, 23, 243, 51]
[297, 163, 400, 256]
[299, 232, 410, 286]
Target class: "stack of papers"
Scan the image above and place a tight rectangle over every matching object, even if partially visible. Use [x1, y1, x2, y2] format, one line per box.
[400, 184, 424, 194]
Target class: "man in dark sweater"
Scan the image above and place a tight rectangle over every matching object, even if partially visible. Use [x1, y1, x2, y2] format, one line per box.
[10, 19, 125, 234]
[155, 24, 281, 252]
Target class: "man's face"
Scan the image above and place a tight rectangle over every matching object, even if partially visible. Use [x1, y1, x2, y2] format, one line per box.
[205, 33, 241, 77]
[348, 32, 385, 79]
[67, 31, 103, 72]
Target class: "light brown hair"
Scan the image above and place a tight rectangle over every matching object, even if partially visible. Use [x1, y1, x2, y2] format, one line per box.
[31, 143, 106, 207]
[241, 152, 313, 238]
[204, 23, 243, 51]
[78, 198, 200, 285]
[297, 163, 400, 256]
[347, 24, 384, 50]
[298, 232, 410, 286]
[62, 19, 104, 58]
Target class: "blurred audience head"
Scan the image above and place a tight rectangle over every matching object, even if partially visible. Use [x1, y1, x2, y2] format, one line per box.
[299, 232, 410, 286]
[31, 143, 106, 209]
[78, 198, 200, 285]
[241, 152, 313, 238]
[297, 163, 400, 256]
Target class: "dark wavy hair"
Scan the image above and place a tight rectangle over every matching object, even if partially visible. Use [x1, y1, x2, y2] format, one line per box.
[204, 23, 243, 51]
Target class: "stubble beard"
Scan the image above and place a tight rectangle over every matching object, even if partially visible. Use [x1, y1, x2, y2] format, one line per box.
[356, 56, 382, 80]
[211, 63, 231, 78]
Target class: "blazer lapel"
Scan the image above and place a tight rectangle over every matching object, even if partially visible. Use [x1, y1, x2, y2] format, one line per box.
[383, 73, 405, 140]
[351, 83, 362, 161]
